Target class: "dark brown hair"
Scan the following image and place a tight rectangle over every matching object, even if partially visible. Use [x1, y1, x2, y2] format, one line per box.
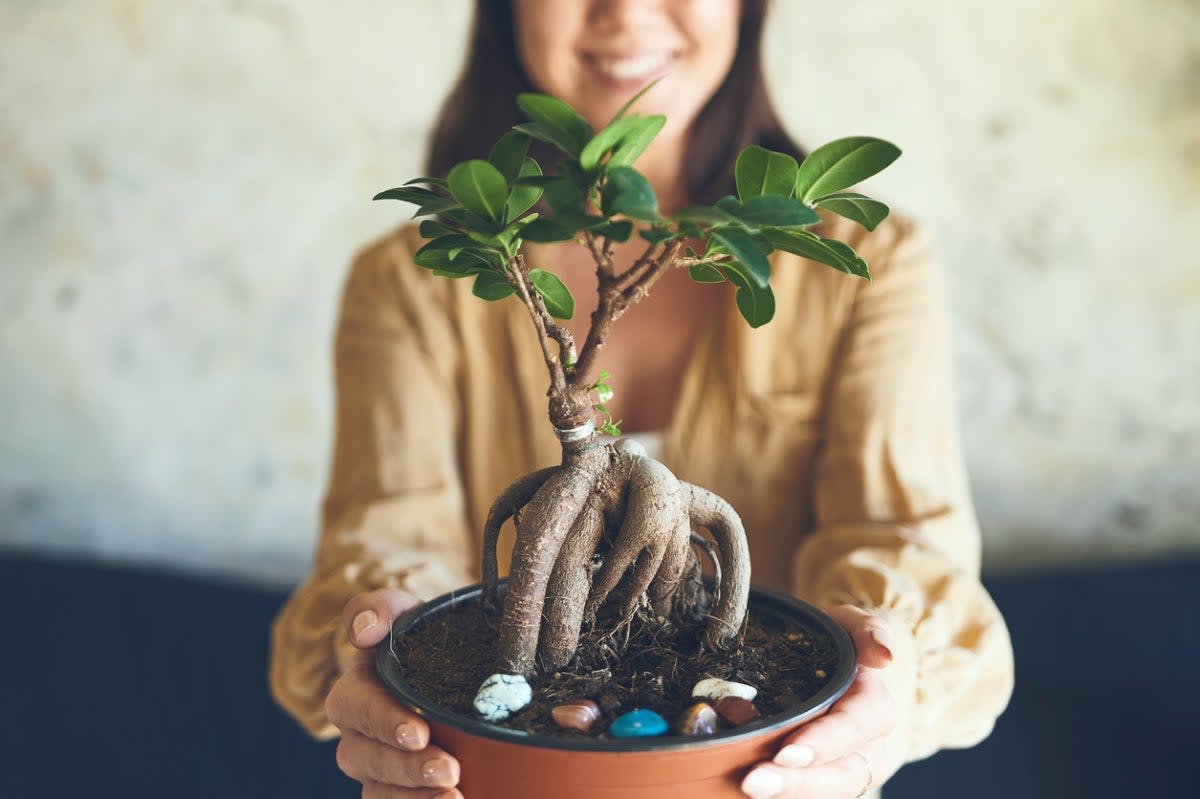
[424, 0, 804, 204]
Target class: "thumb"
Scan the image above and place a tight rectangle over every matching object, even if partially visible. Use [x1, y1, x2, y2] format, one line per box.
[825, 604, 895, 670]
[341, 588, 423, 649]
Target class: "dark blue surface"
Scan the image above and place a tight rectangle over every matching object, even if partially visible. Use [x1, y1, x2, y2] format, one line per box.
[0, 551, 1194, 798]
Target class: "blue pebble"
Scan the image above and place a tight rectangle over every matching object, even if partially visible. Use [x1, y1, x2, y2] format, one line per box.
[609, 708, 669, 738]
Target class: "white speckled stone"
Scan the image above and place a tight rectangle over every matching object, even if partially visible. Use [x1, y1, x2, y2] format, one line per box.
[473, 673, 532, 722]
[692, 677, 758, 703]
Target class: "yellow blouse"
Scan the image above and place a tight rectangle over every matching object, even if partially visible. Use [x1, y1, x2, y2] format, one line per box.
[269, 212, 1014, 768]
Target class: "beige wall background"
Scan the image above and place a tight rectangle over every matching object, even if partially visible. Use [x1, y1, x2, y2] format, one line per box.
[1, 1, 1197, 584]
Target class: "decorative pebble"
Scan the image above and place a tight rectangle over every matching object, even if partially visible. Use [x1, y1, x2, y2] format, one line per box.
[551, 699, 603, 733]
[676, 702, 719, 736]
[692, 677, 758, 703]
[815, 669, 827, 679]
[714, 696, 761, 726]
[610, 708, 669, 738]
[473, 673, 532, 722]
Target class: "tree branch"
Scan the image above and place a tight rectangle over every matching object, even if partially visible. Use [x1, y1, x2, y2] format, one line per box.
[507, 255, 568, 394]
[570, 239, 686, 387]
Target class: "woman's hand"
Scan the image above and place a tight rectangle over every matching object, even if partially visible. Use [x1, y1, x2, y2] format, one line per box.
[740, 605, 904, 799]
[325, 589, 464, 799]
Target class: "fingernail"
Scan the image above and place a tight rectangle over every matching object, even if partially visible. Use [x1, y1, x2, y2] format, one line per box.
[352, 610, 378, 641]
[741, 766, 784, 799]
[396, 722, 420, 750]
[775, 744, 815, 768]
[870, 627, 894, 661]
[422, 757, 452, 786]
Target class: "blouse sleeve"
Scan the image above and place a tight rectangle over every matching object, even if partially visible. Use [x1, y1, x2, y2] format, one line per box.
[269, 233, 476, 739]
[789, 218, 1015, 763]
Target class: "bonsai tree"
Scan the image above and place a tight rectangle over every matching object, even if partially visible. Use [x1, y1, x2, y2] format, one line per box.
[376, 86, 898, 710]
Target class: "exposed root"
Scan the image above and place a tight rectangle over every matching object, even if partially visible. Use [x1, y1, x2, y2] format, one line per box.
[538, 498, 606, 670]
[491, 442, 752, 677]
[584, 457, 682, 620]
[682, 482, 751, 651]
[482, 466, 558, 606]
[496, 444, 606, 676]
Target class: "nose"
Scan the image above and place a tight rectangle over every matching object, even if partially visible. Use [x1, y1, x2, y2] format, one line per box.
[587, 0, 663, 33]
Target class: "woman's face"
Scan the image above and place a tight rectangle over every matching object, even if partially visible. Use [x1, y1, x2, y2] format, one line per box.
[512, 0, 741, 138]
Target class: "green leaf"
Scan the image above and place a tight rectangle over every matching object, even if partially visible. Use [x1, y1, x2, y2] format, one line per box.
[639, 227, 675, 244]
[732, 195, 821, 227]
[404, 176, 449, 188]
[471, 270, 516, 301]
[447, 160, 509, 225]
[812, 192, 890, 231]
[412, 195, 461, 218]
[438, 207, 499, 234]
[594, 219, 634, 243]
[595, 383, 614, 403]
[512, 122, 569, 152]
[374, 186, 442, 204]
[516, 94, 593, 157]
[528, 269, 574, 319]
[674, 205, 738, 227]
[735, 145, 799, 201]
[541, 177, 586, 214]
[761, 228, 872, 280]
[417, 233, 477, 255]
[600, 422, 622, 437]
[715, 195, 740, 213]
[505, 158, 544, 223]
[794, 137, 901, 203]
[609, 77, 663, 123]
[521, 218, 583, 243]
[580, 116, 642, 172]
[413, 241, 491, 273]
[711, 228, 771, 288]
[726, 268, 776, 328]
[601, 166, 660, 221]
[688, 263, 726, 284]
[489, 132, 533, 184]
[606, 115, 666, 169]
[419, 219, 460, 239]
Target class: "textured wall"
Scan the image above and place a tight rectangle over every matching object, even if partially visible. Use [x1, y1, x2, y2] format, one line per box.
[1, 1, 1196, 583]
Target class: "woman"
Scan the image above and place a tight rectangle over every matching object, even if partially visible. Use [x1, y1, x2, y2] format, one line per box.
[270, 2, 1015, 797]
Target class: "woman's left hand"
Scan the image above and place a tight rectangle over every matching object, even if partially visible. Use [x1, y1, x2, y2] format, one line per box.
[740, 605, 904, 799]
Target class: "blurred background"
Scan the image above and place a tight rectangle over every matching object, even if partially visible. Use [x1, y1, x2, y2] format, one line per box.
[1, 1, 1196, 797]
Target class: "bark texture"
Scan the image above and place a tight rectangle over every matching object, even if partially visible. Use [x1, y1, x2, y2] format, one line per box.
[482, 438, 752, 676]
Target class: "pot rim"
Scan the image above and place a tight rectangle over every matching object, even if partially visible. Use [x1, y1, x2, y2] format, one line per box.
[375, 580, 856, 753]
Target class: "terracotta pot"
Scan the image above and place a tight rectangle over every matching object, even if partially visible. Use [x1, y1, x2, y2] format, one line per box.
[375, 581, 856, 799]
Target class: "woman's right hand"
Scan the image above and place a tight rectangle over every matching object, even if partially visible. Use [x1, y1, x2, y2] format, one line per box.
[326, 589, 464, 799]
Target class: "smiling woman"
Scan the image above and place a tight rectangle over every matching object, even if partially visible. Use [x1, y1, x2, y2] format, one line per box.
[511, 0, 739, 137]
[270, 2, 1015, 799]
[427, 0, 801, 209]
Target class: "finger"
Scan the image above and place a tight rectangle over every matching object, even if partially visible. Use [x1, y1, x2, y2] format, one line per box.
[775, 668, 895, 768]
[325, 662, 431, 752]
[343, 588, 424, 648]
[825, 605, 894, 670]
[743, 747, 875, 799]
[336, 731, 460, 789]
[362, 783, 463, 799]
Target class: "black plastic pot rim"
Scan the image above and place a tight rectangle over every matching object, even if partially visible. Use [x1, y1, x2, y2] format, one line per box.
[375, 580, 857, 753]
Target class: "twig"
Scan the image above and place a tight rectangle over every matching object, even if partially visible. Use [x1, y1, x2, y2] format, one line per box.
[507, 254, 567, 393]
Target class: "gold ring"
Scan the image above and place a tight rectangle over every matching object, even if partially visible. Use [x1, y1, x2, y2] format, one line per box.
[850, 750, 873, 799]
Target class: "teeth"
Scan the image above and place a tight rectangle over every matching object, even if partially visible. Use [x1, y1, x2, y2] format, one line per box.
[593, 53, 672, 81]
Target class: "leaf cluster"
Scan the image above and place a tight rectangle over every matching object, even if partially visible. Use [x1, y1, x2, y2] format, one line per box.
[375, 86, 899, 330]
